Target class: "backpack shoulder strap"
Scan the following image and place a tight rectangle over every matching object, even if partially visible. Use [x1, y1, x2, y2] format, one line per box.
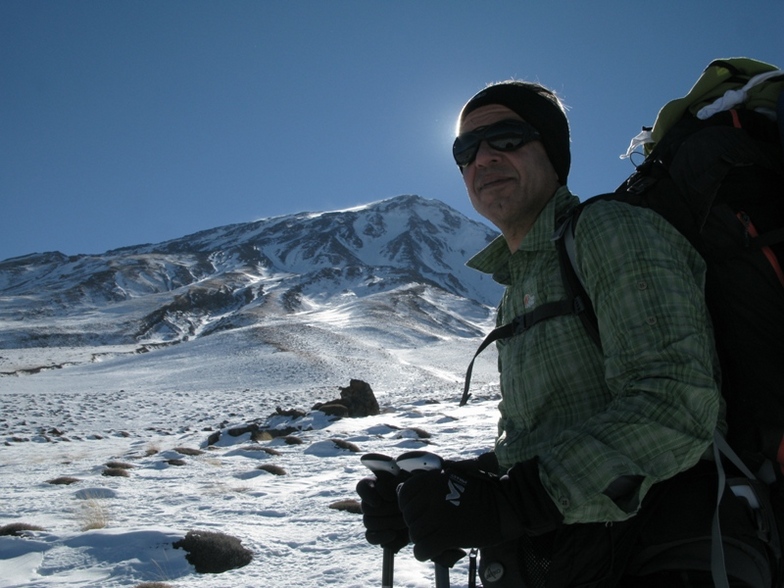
[459, 202, 606, 406]
[459, 296, 581, 406]
[553, 204, 601, 348]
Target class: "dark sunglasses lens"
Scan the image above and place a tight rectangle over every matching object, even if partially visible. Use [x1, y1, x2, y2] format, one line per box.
[453, 138, 478, 168]
[453, 121, 537, 168]
[486, 134, 526, 152]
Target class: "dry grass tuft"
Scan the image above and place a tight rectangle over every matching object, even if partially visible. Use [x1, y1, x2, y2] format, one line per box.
[105, 461, 134, 470]
[173, 446, 204, 456]
[0, 522, 46, 536]
[238, 444, 282, 456]
[102, 467, 130, 477]
[257, 464, 287, 476]
[405, 426, 431, 439]
[251, 430, 272, 442]
[77, 497, 109, 531]
[46, 476, 81, 485]
[331, 438, 360, 452]
[329, 499, 362, 514]
[144, 442, 161, 457]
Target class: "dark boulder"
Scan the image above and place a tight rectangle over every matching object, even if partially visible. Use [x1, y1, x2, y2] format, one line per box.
[312, 379, 379, 418]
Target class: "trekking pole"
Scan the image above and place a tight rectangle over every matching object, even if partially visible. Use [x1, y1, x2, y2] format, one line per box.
[361, 453, 402, 588]
[397, 451, 466, 588]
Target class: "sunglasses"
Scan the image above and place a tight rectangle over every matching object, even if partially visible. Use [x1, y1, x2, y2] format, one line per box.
[452, 119, 540, 169]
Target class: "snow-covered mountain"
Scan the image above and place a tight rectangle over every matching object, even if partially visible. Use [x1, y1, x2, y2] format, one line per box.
[0, 195, 502, 351]
[0, 196, 508, 588]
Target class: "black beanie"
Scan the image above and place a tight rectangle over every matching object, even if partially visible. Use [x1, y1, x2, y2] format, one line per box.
[458, 82, 571, 185]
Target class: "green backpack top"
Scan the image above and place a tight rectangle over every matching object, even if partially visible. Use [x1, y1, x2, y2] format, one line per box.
[622, 57, 784, 158]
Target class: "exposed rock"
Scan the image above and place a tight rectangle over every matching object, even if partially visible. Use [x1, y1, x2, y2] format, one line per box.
[312, 379, 379, 418]
[173, 530, 253, 573]
[273, 407, 307, 419]
[207, 380, 379, 447]
[316, 403, 349, 418]
[227, 423, 259, 437]
[251, 426, 298, 442]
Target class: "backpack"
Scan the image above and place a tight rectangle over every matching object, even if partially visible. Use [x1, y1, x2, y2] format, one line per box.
[461, 58, 784, 586]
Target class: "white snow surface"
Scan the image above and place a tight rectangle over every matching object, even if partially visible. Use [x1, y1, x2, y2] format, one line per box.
[0, 319, 502, 587]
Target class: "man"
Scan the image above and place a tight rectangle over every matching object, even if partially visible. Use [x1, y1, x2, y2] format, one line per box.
[358, 81, 767, 587]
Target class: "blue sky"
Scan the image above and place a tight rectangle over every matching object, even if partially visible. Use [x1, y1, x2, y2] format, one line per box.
[1, 1, 781, 261]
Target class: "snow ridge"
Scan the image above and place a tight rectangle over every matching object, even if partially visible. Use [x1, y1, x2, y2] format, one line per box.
[0, 195, 502, 349]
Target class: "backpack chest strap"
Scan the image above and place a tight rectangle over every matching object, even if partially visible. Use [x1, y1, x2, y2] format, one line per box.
[459, 297, 586, 406]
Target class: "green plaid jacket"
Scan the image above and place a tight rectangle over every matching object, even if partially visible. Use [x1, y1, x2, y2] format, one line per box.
[467, 187, 721, 524]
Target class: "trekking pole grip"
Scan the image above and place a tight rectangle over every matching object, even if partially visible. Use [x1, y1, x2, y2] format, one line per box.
[361, 453, 402, 588]
[396, 451, 467, 588]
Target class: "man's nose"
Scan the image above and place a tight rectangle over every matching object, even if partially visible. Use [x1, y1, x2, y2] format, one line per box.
[473, 140, 500, 166]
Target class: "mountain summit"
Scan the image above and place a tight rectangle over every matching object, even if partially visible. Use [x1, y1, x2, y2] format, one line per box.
[0, 195, 502, 349]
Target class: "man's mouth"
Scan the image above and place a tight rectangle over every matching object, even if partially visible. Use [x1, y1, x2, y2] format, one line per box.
[477, 175, 511, 191]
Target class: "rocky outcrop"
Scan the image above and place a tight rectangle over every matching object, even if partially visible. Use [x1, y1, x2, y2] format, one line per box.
[312, 379, 380, 418]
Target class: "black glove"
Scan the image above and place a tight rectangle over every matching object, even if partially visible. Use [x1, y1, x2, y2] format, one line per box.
[445, 450, 499, 474]
[356, 471, 410, 554]
[397, 458, 563, 563]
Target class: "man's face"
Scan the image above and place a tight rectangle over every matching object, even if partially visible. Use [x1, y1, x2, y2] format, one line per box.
[459, 104, 560, 248]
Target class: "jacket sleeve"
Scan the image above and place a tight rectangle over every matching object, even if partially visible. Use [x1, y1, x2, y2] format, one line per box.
[537, 200, 721, 524]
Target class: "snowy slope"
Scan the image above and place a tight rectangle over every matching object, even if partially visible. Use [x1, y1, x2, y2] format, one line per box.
[0, 195, 506, 587]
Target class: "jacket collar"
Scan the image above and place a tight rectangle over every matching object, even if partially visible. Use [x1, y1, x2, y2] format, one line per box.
[467, 186, 579, 281]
